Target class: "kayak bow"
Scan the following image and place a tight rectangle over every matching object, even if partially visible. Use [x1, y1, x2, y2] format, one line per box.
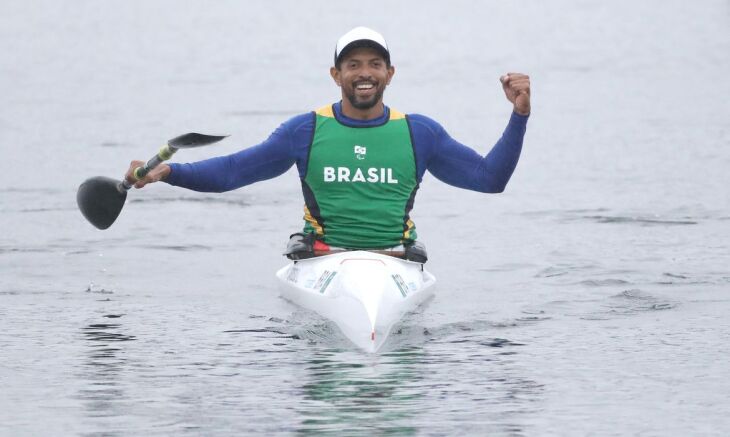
[276, 250, 436, 352]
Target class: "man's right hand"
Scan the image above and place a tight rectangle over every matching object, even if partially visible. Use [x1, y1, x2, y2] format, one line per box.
[125, 161, 171, 189]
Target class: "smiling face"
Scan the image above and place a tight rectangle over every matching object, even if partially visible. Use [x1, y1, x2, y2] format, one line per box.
[330, 47, 395, 119]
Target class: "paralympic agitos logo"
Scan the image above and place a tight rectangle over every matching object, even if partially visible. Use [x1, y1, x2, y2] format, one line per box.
[354, 145, 367, 160]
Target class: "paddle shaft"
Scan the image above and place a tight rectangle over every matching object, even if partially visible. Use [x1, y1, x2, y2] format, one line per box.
[120, 144, 178, 190]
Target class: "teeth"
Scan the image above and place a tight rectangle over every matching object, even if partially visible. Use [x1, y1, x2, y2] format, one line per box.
[356, 83, 374, 90]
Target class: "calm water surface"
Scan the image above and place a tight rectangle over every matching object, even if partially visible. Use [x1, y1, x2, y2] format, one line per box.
[1, 1, 729, 435]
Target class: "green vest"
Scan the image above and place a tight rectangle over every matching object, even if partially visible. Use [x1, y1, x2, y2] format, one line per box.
[301, 104, 419, 249]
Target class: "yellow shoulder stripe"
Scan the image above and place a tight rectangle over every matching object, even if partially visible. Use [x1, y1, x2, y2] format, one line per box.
[315, 105, 335, 118]
[389, 108, 406, 120]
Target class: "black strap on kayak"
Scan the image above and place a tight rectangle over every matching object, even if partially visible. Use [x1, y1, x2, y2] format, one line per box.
[284, 232, 317, 260]
[404, 241, 428, 263]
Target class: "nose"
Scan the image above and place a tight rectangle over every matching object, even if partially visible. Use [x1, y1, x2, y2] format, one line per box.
[357, 67, 373, 78]
[357, 69, 374, 80]
[354, 64, 376, 80]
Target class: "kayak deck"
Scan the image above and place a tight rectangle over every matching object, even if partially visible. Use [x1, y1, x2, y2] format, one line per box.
[276, 251, 436, 352]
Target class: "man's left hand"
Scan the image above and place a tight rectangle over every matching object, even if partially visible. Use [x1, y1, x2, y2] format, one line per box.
[500, 73, 530, 116]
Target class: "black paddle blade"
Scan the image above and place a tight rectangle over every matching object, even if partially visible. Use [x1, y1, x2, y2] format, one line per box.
[168, 133, 228, 148]
[77, 176, 127, 229]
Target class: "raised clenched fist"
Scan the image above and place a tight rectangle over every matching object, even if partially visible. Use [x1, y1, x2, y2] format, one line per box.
[500, 73, 531, 116]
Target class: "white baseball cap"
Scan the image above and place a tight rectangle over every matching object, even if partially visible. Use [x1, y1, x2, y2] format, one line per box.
[334, 26, 390, 66]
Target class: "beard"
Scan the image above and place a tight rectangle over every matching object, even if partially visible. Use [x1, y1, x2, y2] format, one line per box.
[344, 83, 386, 110]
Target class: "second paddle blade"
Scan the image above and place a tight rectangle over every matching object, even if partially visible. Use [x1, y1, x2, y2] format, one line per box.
[77, 176, 127, 229]
[168, 133, 228, 148]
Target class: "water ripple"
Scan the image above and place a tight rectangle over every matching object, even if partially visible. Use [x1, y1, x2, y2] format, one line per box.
[82, 323, 136, 343]
[135, 244, 213, 252]
[582, 289, 679, 320]
[584, 215, 698, 226]
[535, 263, 599, 279]
[129, 195, 250, 207]
[576, 278, 632, 287]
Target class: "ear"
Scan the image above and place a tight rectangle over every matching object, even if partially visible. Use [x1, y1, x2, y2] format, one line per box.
[386, 65, 395, 85]
[330, 66, 342, 86]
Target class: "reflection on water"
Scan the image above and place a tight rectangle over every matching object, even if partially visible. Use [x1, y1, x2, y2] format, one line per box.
[297, 347, 425, 436]
[294, 333, 543, 436]
[77, 320, 135, 419]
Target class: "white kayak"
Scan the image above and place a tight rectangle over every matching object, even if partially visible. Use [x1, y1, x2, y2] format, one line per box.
[275, 250, 436, 352]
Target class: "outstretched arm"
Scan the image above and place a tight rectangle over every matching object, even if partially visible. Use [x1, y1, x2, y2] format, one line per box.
[163, 126, 295, 193]
[125, 114, 313, 192]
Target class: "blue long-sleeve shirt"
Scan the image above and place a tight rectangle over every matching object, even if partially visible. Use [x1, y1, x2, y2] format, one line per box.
[166, 101, 528, 194]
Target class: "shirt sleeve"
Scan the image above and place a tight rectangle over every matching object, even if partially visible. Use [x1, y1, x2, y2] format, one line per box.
[165, 113, 314, 192]
[410, 112, 528, 193]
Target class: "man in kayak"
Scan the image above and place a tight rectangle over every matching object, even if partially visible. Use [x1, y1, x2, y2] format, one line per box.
[126, 26, 530, 259]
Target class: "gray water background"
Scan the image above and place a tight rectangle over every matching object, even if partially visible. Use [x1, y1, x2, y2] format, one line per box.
[1, 0, 729, 435]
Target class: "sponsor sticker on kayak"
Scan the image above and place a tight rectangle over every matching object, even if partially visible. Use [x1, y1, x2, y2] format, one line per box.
[391, 274, 409, 298]
[319, 272, 337, 294]
[314, 270, 337, 293]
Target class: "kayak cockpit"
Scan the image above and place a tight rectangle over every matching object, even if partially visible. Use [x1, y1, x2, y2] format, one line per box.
[283, 233, 428, 263]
